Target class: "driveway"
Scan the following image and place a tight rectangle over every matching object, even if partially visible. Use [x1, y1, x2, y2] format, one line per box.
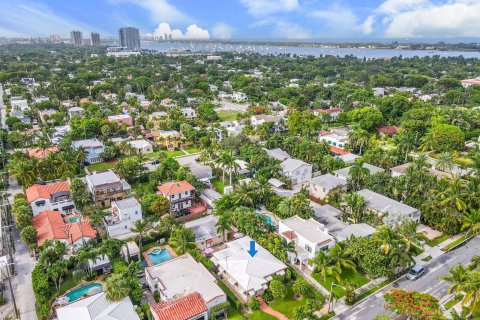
[333, 236, 480, 319]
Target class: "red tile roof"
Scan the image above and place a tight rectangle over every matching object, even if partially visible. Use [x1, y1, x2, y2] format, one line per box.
[282, 231, 297, 240]
[32, 210, 96, 246]
[26, 146, 59, 159]
[330, 146, 350, 155]
[150, 292, 207, 320]
[378, 126, 399, 135]
[157, 180, 195, 196]
[314, 108, 343, 115]
[26, 181, 70, 203]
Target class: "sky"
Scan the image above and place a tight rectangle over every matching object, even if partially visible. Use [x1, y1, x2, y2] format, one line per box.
[0, 0, 479, 40]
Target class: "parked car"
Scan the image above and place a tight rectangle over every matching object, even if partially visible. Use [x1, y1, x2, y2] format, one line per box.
[407, 265, 425, 280]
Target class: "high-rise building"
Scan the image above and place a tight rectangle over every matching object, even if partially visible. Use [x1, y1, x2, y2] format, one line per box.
[91, 32, 101, 46]
[118, 27, 140, 50]
[70, 30, 83, 46]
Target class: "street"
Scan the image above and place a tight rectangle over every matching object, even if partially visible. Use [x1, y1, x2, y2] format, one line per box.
[334, 236, 480, 319]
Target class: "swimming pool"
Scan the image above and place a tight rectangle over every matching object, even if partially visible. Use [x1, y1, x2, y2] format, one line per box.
[255, 211, 275, 226]
[147, 248, 173, 265]
[69, 217, 81, 223]
[65, 283, 103, 302]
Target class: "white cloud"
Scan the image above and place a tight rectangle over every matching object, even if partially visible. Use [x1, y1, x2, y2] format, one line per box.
[146, 22, 209, 40]
[110, 0, 190, 24]
[310, 6, 363, 37]
[0, 1, 106, 37]
[362, 15, 375, 35]
[273, 21, 311, 39]
[240, 0, 299, 16]
[367, 0, 480, 38]
[212, 23, 233, 40]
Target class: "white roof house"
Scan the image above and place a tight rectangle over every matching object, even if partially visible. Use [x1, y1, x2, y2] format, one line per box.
[56, 292, 139, 320]
[106, 197, 142, 239]
[265, 148, 291, 162]
[334, 163, 385, 180]
[334, 223, 377, 242]
[279, 216, 335, 263]
[280, 158, 312, 185]
[86, 170, 122, 187]
[145, 254, 226, 310]
[211, 236, 287, 301]
[310, 174, 348, 200]
[185, 215, 222, 249]
[127, 139, 153, 155]
[357, 188, 421, 221]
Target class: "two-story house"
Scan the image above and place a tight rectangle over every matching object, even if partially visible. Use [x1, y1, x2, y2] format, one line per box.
[105, 198, 142, 239]
[150, 130, 190, 152]
[280, 158, 312, 185]
[107, 114, 133, 127]
[26, 180, 76, 216]
[72, 138, 105, 164]
[157, 180, 195, 211]
[180, 107, 197, 119]
[279, 215, 335, 267]
[85, 170, 131, 207]
[309, 174, 348, 200]
[250, 114, 286, 132]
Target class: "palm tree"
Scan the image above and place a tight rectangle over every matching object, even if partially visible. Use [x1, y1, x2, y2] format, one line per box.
[253, 175, 272, 205]
[468, 256, 480, 271]
[343, 192, 366, 223]
[130, 220, 152, 254]
[105, 273, 131, 301]
[398, 219, 422, 251]
[348, 127, 370, 155]
[215, 149, 239, 186]
[396, 129, 417, 162]
[9, 158, 38, 187]
[312, 250, 341, 282]
[462, 272, 480, 316]
[216, 215, 231, 241]
[462, 209, 480, 236]
[436, 152, 455, 174]
[277, 197, 293, 219]
[418, 131, 435, 152]
[328, 243, 356, 272]
[373, 225, 402, 255]
[348, 159, 370, 191]
[438, 175, 467, 212]
[231, 183, 255, 207]
[441, 264, 469, 294]
[169, 226, 196, 254]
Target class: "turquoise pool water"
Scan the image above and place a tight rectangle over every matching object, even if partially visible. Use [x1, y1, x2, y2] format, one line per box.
[147, 248, 173, 265]
[65, 283, 103, 302]
[255, 211, 275, 226]
[69, 217, 81, 223]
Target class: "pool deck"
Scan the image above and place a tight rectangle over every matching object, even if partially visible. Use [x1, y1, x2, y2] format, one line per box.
[143, 245, 177, 267]
[56, 281, 103, 307]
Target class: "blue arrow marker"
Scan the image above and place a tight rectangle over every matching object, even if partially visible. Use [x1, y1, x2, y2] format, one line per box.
[247, 240, 258, 257]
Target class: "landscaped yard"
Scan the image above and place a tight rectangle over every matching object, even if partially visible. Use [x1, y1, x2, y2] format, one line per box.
[248, 310, 278, 320]
[211, 178, 225, 194]
[443, 234, 473, 251]
[218, 109, 242, 121]
[352, 279, 390, 304]
[419, 233, 449, 247]
[444, 294, 464, 310]
[185, 146, 200, 154]
[269, 286, 311, 319]
[166, 149, 186, 158]
[87, 162, 114, 172]
[227, 308, 244, 320]
[312, 268, 369, 298]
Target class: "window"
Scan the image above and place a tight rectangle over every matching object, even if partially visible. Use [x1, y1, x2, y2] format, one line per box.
[305, 244, 312, 253]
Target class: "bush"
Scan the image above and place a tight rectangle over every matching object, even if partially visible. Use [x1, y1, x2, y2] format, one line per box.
[247, 297, 260, 311]
[431, 124, 465, 152]
[269, 279, 287, 300]
[32, 265, 52, 319]
[153, 290, 160, 303]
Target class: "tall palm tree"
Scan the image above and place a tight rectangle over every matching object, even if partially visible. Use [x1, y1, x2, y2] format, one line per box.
[396, 129, 417, 162]
[462, 209, 480, 236]
[105, 273, 131, 301]
[215, 149, 239, 186]
[348, 127, 370, 155]
[398, 219, 422, 251]
[373, 225, 402, 255]
[312, 250, 341, 282]
[328, 244, 356, 272]
[216, 215, 231, 241]
[130, 220, 152, 254]
[8, 158, 37, 187]
[277, 197, 293, 219]
[348, 159, 370, 191]
[436, 152, 455, 174]
[438, 175, 467, 212]
[441, 264, 469, 294]
[418, 131, 435, 152]
[343, 192, 366, 223]
[169, 226, 195, 254]
[231, 183, 255, 207]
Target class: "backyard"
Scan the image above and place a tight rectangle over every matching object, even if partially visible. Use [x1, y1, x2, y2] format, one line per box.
[312, 268, 369, 298]
[185, 146, 200, 154]
[218, 110, 242, 121]
[268, 285, 314, 319]
[211, 178, 225, 194]
[87, 162, 114, 172]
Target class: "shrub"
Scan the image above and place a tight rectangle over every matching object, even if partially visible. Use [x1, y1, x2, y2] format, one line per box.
[269, 279, 287, 300]
[247, 297, 260, 311]
[153, 290, 160, 303]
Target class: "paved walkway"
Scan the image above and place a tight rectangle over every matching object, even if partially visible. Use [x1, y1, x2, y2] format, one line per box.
[258, 297, 288, 320]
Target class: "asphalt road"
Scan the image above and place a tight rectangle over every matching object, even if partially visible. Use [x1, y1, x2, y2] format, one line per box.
[334, 236, 480, 319]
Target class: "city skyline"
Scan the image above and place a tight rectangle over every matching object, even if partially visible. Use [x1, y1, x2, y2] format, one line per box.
[0, 0, 479, 40]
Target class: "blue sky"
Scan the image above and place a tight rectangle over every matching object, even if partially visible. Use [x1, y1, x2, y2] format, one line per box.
[0, 0, 479, 39]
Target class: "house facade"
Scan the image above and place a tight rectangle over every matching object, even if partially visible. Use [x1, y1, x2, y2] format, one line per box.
[127, 139, 153, 155]
[185, 215, 223, 250]
[280, 158, 312, 185]
[72, 138, 105, 164]
[107, 114, 133, 126]
[309, 174, 348, 200]
[157, 180, 195, 211]
[26, 180, 76, 216]
[151, 130, 190, 152]
[105, 198, 142, 238]
[85, 170, 132, 207]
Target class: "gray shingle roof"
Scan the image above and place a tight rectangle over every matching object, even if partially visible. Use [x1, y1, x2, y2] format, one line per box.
[311, 174, 347, 189]
[357, 188, 419, 216]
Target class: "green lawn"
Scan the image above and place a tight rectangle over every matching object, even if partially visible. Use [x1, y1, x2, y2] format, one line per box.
[218, 110, 242, 121]
[227, 308, 244, 320]
[443, 234, 473, 251]
[269, 286, 310, 319]
[248, 310, 278, 320]
[185, 146, 200, 154]
[166, 149, 186, 157]
[87, 162, 114, 172]
[444, 294, 464, 310]
[211, 178, 225, 194]
[411, 244, 424, 256]
[419, 233, 449, 247]
[312, 268, 369, 299]
[352, 279, 390, 304]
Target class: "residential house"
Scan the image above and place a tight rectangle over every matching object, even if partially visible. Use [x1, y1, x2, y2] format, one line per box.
[32, 210, 96, 249]
[280, 158, 312, 185]
[185, 215, 223, 250]
[265, 148, 291, 162]
[107, 114, 133, 127]
[334, 163, 385, 181]
[309, 174, 348, 200]
[37, 109, 59, 124]
[85, 170, 131, 207]
[334, 223, 377, 242]
[357, 188, 421, 221]
[26, 146, 59, 159]
[56, 293, 140, 320]
[127, 139, 153, 155]
[250, 114, 286, 132]
[319, 128, 350, 152]
[335, 153, 360, 164]
[160, 98, 178, 108]
[181, 107, 197, 119]
[390, 162, 450, 179]
[33, 97, 49, 103]
[461, 77, 480, 88]
[313, 107, 343, 121]
[278, 215, 335, 266]
[378, 125, 399, 136]
[105, 198, 142, 239]
[187, 162, 213, 182]
[26, 180, 75, 216]
[146, 254, 227, 319]
[87, 254, 112, 275]
[232, 92, 247, 102]
[10, 98, 29, 111]
[211, 236, 287, 301]
[150, 292, 208, 320]
[157, 180, 195, 211]
[151, 130, 189, 152]
[72, 139, 105, 164]
[67, 106, 84, 119]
